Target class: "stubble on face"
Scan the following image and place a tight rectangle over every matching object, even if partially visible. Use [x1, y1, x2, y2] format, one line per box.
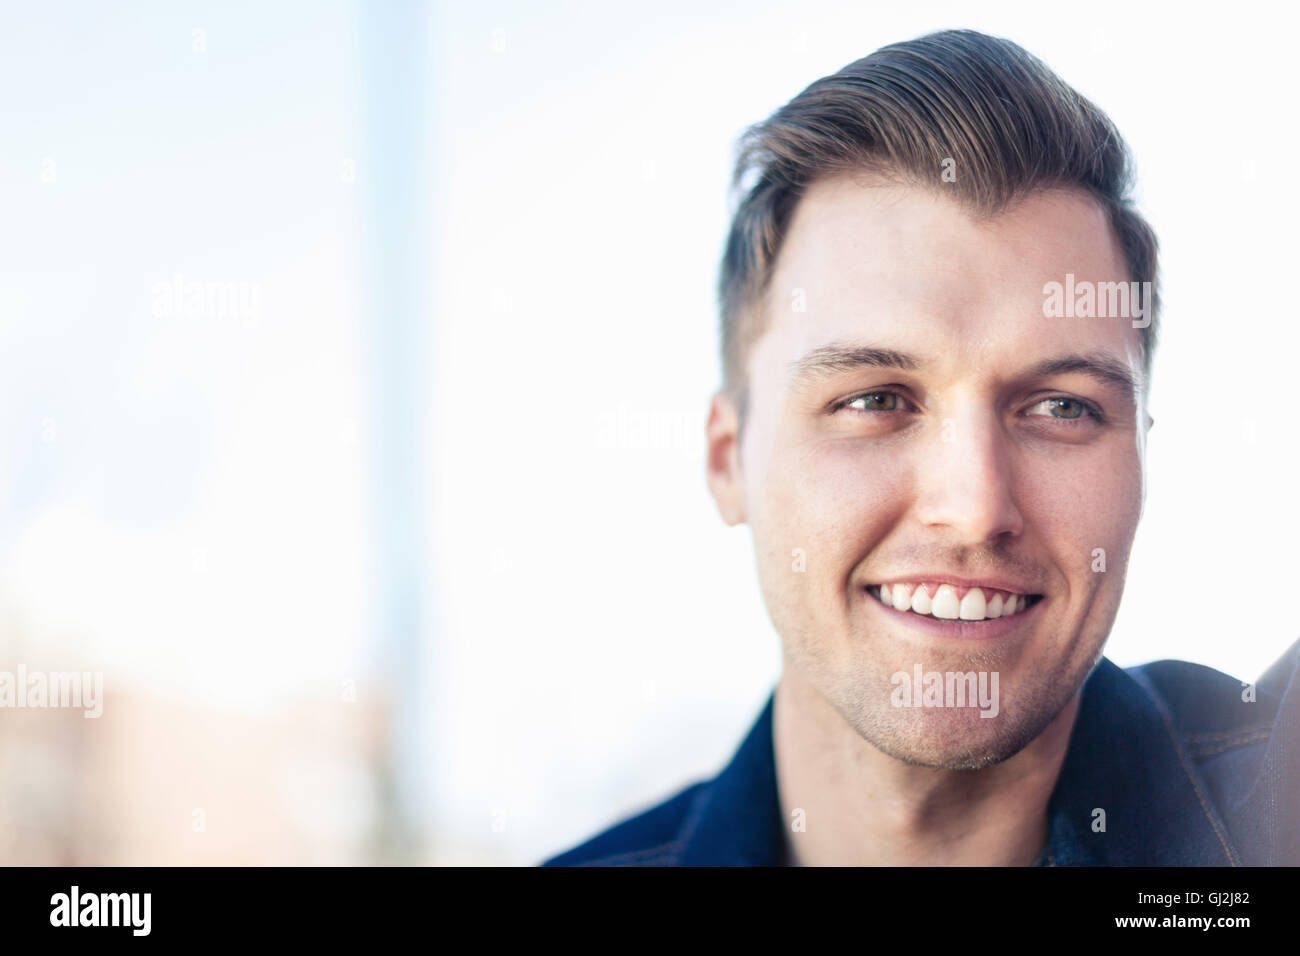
[759, 513, 1122, 771]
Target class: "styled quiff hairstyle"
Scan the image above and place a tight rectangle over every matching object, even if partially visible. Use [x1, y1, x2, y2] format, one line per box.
[717, 29, 1159, 418]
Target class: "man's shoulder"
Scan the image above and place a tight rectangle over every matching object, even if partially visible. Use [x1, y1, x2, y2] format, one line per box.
[1114, 639, 1300, 864]
[541, 693, 783, 867]
[540, 780, 708, 867]
[1122, 639, 1297, 746]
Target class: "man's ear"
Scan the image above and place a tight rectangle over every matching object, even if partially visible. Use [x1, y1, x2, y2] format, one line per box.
[706, 390, 746, 526]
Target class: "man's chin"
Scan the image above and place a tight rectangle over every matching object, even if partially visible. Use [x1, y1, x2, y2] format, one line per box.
[841, 693, 1065, 771]
[861, 721, 1034, 771]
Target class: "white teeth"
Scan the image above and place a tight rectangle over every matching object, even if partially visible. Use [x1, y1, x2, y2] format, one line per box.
[891, 583, 911, 611]
[930, 584, 961, 619]
[958, 587, 986, 621]
[873, 583, 1033, 622]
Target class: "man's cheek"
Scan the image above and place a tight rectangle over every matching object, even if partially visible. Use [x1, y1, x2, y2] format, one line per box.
[762, 453, 844, 536]
[1031, 445, 1139, 525]
[803, 449, 909, 542]
[767, 457, 899, 598]
[749, 472, 834, 601]
[1079, 460, 1143, 567]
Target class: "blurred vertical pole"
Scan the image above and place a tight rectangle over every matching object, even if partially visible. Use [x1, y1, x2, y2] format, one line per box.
[357, 0, 434, 863]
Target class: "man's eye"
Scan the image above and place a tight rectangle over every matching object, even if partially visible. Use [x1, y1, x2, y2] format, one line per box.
[1026, 397, 1099, 421]
[842, 391, 903, 413]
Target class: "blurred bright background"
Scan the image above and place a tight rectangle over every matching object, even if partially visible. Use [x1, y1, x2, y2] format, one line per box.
[0, 0, 1296, 866]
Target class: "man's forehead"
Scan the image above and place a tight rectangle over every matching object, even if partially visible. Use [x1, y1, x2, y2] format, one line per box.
[784, 172, 1116, 250]
[756, 174, 1142, 384]
[773, 174, 1125, 297]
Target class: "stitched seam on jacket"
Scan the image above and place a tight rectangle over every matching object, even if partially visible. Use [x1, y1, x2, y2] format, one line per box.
[574, 841, 682, 866]
[1188, 729, 1271, 758]
[673, 784, 714, 856]
[1130, 669, 1240, 865]
[578, 781, 715, 867]
[1185, 725, 1273, 743]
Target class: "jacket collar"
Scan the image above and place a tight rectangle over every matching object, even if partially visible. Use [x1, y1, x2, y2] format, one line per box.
[676, 689, 785, 866]
[1040, 657, 1241, 865]
[677, 657, 1242, 865]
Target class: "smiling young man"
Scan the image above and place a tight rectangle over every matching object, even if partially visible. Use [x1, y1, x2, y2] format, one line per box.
[543, 29, 1300, 867]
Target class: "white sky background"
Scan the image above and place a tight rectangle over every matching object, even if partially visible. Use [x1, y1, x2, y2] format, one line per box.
[1, 0, 1296, 868]
[0, 2, 372, 707]
[430, 1, 1300, 864]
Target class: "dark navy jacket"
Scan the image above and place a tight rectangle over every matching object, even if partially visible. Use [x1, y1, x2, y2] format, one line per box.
[542, 640, 1300, 866]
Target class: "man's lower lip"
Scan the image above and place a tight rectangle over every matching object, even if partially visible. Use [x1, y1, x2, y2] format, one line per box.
[863, 586, 1041, 639]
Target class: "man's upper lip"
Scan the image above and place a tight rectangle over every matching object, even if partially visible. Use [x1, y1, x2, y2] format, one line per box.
[867, 574, 1042, 596]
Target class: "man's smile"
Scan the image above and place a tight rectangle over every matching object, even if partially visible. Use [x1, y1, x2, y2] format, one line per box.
[864, 580, 1047, 639]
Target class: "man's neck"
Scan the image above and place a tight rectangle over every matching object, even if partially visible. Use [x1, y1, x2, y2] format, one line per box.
[773, 667, 1080, 866]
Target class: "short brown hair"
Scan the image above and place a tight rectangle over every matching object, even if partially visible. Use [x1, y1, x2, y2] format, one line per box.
[717, 29, 1159, 416]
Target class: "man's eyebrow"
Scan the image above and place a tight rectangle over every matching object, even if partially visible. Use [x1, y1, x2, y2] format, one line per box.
[787, 344, 924, 387]
[786, 344, 1142, 398]
[1027, 353, 1141, 397]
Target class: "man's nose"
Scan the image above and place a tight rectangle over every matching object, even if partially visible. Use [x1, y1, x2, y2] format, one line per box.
[911, 412, 1025, 544]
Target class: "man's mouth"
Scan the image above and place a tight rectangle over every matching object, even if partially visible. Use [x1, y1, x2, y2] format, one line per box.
[867, 582, 1044, 622]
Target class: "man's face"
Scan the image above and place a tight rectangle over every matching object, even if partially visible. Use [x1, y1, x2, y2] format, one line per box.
[707, 173, 1148, 769]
